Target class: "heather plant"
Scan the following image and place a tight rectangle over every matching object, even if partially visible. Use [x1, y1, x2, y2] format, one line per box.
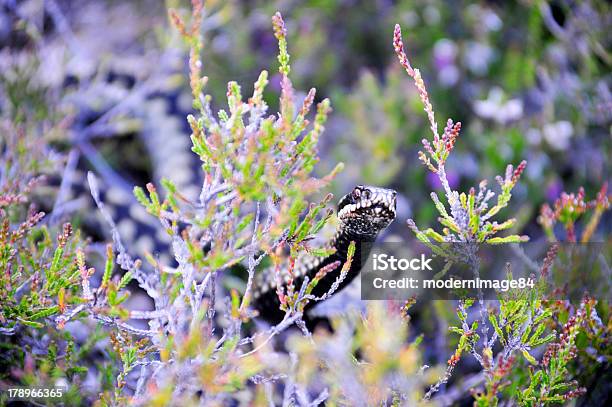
[539, 183, 610, 243]
[534, 184, 611, 404]
[0, 120, 100, 405]
[0, 3, 424, 404]
[0, 12, 103, 404]
[392, 23, 609, 405]
[393, 23, 528, 248]
[69, 4, 429, 404]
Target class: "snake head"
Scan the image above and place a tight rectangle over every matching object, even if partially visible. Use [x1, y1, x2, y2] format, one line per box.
[337, 185, 397, 236]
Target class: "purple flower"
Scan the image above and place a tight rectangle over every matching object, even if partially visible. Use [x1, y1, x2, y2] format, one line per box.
[270, 72, 283, 92]
[546, 180, 564, 202]
[427, 171, 459, 190]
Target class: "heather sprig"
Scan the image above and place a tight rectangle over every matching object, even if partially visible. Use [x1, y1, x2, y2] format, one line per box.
[0, 129, 85, 334]
[514, 297, 600, 406]
[0, 124, 100, 405]
[272, 12, 291, 76]
[538, 183, 610, 242]
[394, 24, 528, 246]
[163, 4, 345, 291]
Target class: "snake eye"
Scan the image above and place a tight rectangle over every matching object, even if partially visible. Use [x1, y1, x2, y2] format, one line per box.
[363, 189, 372, 200]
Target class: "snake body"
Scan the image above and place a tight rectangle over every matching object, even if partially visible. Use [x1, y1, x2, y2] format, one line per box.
[48, 61, 200, 266]
[252, 185, 397, 324]
[41, 36, 396, 323]
[54, 78, 396, 324]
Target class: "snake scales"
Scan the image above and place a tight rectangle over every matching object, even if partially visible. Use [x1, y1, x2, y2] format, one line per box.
[57, 83, 397, 325]
[46, 37, 397, 325]
[252, 185, 397, 324]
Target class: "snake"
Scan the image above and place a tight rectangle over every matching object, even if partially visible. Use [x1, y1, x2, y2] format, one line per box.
[54, 98, 397, 326]
[47, 65, 397, 326]
[252, 185, 397, 324]
[28, 5, 398, 324]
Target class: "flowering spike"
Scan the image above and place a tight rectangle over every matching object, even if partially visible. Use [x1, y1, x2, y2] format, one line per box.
[511, 160, 527, 185]
[272, 12, 291, 76]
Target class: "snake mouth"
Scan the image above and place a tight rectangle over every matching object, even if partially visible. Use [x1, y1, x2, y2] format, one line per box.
[253, 186, 397, 311]
[337, 188, 397, 219]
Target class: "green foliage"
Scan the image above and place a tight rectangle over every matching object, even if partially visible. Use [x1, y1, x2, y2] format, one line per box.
[0, 131, 82, 332]
[159, 4, 345, 281]
[393, 25, 528, 249]
[334, 68, 410, 185]
[513, 298, 600, 406]
[0, 121, 104, 407]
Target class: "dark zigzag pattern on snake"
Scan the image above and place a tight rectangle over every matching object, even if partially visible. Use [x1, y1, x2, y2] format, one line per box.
[52, 74, 396, 325]
[252, 185, 397, 325]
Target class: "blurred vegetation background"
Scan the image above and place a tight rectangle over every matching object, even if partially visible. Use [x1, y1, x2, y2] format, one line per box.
[4, 0, 610, 240]
[2, 0, 609, 238]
